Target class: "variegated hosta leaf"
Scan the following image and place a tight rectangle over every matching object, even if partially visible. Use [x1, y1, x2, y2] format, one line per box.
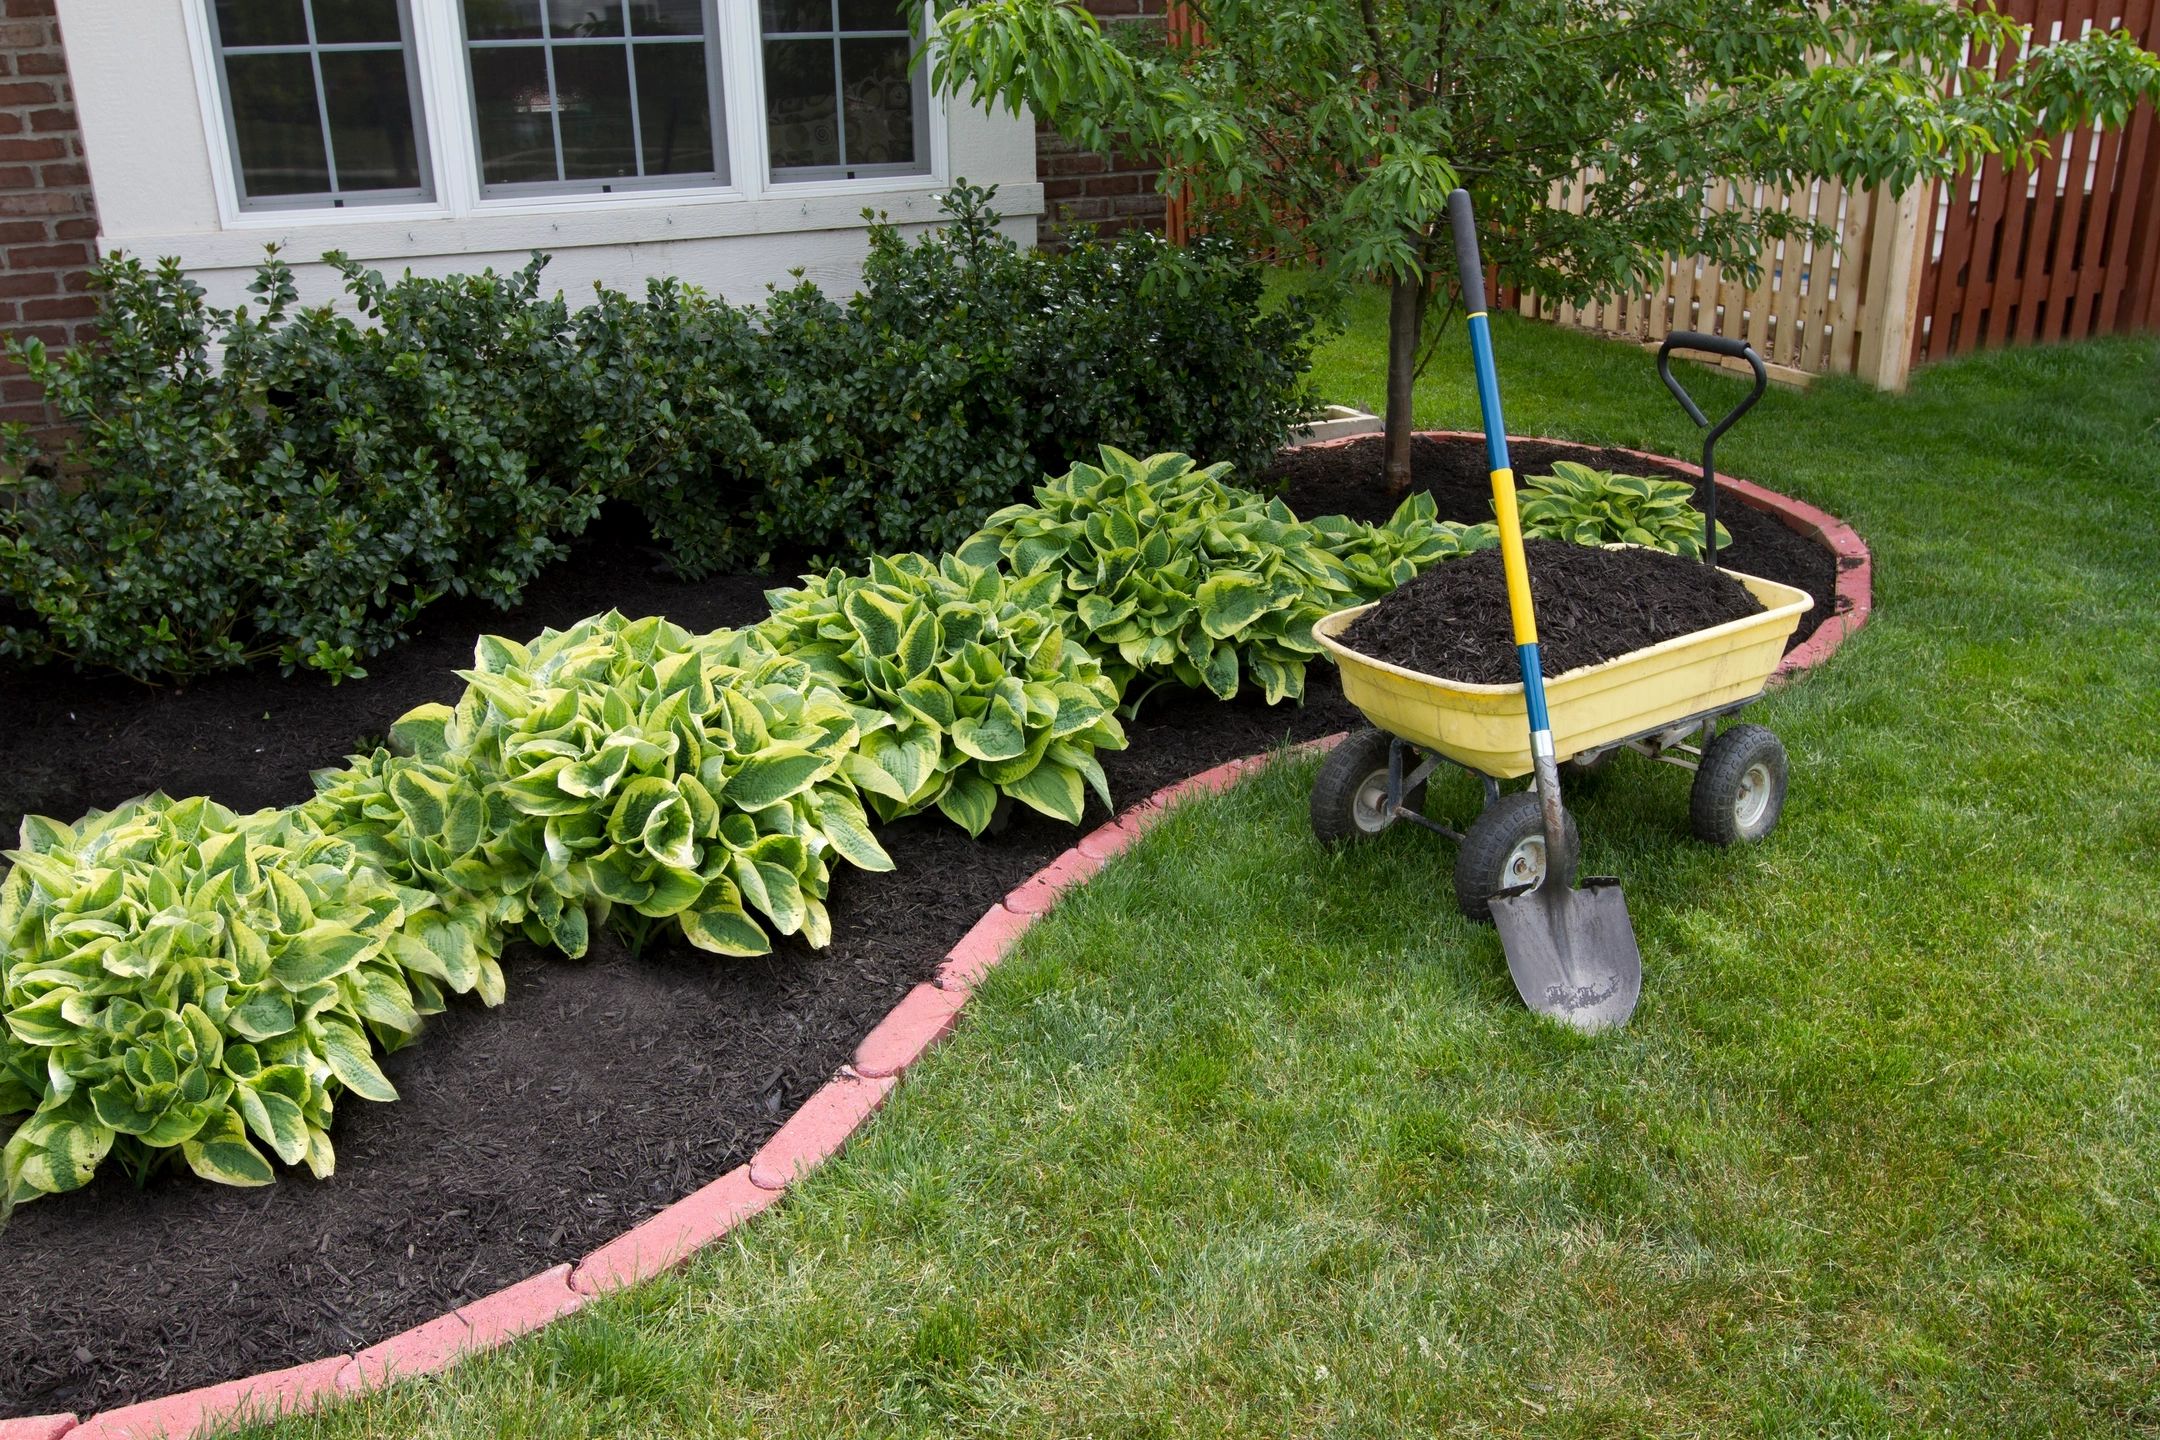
[756, 553, 1125, 836]
[333, 610, 895, 968]
[0, 795, 465, 1205]
[1516, 461, 1729, 559]
[959, 446, 1489, 712]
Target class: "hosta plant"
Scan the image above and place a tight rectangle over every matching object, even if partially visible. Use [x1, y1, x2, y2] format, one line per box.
[1, 796, 492, 1205]
[961, 447, 1434, 708]
[375, 612, 894, 958]
[1303, 491, 1495, 600]
[1516, 461, 1729, 559]
[755, 553, 1126, 835]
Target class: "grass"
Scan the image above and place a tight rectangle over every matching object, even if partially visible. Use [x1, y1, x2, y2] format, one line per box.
[239, 302, 2160, 1438]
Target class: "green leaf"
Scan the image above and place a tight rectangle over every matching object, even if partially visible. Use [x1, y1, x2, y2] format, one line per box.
[1005, 760, 1086, 825]
[727, 747, 833, 810]
[936, 769, 1000, 836]
[316, 1018, 398, 1103]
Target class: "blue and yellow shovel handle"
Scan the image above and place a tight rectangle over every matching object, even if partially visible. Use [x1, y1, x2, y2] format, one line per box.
[1447, 188, 1570, 874]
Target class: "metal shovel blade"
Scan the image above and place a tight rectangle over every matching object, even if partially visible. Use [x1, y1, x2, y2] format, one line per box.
[1490, 876, 1642, 1033]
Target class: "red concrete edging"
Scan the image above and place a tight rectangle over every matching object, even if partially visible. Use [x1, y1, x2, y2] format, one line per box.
[1289, 428, 1873, 679]
[35, 468, 1865, 1437]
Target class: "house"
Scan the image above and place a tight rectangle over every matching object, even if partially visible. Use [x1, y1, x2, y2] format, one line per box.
[0, 0, 1169, 425]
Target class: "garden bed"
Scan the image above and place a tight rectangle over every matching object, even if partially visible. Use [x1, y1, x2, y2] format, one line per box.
[0, 506, 1361, 1420]
[1262, 433, 1840, 654]
[0, 438, 1849, 1421]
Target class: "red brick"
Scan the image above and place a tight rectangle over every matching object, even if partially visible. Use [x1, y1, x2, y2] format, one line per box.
[1039, 150, 1106, 178]
[1085, 173, 1141, 197]
[0, 190, 85, 215]
[0, 165, 32, 189]
[28, 106, 73, 133]
[15, 49, 64, 75]
[6, 241, 86, 267]
[71, 1356, 349, 1440]
[23, 295, 94, 320]
[0, 19, 48, 44]
[38, 160, 86, 186]
[853, 981, 968, 1078]
[0, 1415, 79, 1440]
[456, 1264, 586, 1348]
[0, 113, 20, 134]
[1042, 177, 1088, 200]
[0, 81, 54, 105]
[571, 1166, 778, 1296]
[5, 1, 58, 18]
[748, 1071, 896, 1190]
[0, 137, 65, 161]
[935, 902, 1035, 990]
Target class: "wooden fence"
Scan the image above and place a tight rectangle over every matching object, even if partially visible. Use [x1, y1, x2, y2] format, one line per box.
[1511, 0, 2160, 388]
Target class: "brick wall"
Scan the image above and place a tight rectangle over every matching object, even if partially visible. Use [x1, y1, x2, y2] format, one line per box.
[0, 0, 96, 427]
[1035, 0, 1168, 248]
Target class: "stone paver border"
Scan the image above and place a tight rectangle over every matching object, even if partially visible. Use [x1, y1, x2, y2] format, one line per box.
[9, 454, 1868, 1440]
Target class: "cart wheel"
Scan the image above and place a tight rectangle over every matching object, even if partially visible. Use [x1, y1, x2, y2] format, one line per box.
[1564, 748, 1616, 780]
[1689, 723, 1788, 845]
[1310, 728, 1426, 845]
[1454, 790, 1580, 923]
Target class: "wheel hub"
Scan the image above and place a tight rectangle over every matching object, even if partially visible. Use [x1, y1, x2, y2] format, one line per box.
[1500, 834, 1547, 890]
[1734, 761, 1773, 829]
[1353, 771, 1394, 832]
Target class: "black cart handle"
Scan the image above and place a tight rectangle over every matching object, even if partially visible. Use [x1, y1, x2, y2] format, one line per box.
[1654, 333, 1767, 567]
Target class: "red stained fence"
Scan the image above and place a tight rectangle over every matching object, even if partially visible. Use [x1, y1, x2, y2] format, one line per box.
[1913, 0, 2160, 362]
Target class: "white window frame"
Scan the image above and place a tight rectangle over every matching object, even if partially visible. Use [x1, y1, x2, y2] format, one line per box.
[180, 0, 950, 232]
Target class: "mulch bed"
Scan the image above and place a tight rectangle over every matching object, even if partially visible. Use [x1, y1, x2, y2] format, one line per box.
[0, 506, 1359, 1421]
[1, 434, 1842, 1420]
[1262, 434, 1837, 654]
[1340, 538, 1767, 684]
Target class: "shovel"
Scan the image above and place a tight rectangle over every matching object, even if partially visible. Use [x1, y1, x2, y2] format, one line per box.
[1446, 188, 1641, 1033]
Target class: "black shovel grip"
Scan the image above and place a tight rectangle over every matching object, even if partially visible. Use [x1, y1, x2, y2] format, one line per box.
[1448, 189, 1486, 312]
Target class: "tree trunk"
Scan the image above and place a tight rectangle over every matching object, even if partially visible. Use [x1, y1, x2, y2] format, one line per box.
[1382, 273, 1424, 496]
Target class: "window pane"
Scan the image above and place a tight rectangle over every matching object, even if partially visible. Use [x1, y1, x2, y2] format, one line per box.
[225, 52, 329, 196]
[763, 38, 838, 169]
[470, 45, 559, 183]
[312, 0, 403, 44]
[840, 37, 913, 165]
[761, 0, 830, 34]
[548, 0, 626, 38]
[633, 42, 714, 175]
[552, 45, 636, 180]
[321, 50, 422, 190]
[464, 0, 543, 40]
[838, 0, 908, 32]
[216, 0, 308, 47]
[628, 0, 705, 38]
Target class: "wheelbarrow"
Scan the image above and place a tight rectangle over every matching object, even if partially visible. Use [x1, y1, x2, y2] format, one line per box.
[1307, 333, 1813, 925]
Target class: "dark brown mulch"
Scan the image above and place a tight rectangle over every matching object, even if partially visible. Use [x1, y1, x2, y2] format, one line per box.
[1262, 433, 1838, 654]
[1340, 537, 1768, 685]
[0, 506, 1360, 1422]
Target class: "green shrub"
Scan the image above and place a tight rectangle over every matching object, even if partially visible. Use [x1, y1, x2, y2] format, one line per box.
[754, 553, 1127, 834]
[959, 448, 1487, 709]
[647, 182, 1321, 574]
[0, 252, 604, 683]
[0, 187, 1314, 682]
[337, 612, 896, 958]
[1516, 460, 1730, 559]
[0, 795, 499, 1206]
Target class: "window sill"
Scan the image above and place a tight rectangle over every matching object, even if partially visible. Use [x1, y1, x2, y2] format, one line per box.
[100, 181, 1045, 271]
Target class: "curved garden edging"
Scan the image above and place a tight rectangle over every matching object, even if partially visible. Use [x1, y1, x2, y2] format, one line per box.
[3, 457, 1873, 1440]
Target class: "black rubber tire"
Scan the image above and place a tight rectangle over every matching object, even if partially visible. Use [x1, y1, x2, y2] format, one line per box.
[1453, 789, 1581, 923]
[1310, 728, 1426, 845]
[1689, 723, 1789, 846]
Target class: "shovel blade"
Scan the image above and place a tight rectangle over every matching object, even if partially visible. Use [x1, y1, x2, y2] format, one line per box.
[1490, 877, 1641, 1033]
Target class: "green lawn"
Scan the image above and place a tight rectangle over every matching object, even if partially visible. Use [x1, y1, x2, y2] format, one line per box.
[242, 304, 2160, 1438]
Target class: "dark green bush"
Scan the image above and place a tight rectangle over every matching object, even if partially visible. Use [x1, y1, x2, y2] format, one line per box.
[0, 185, 1315, 683]
[0, 252, 603, 682]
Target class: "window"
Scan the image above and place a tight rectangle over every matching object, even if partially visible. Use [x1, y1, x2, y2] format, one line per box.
[206, 0, 432, 208]
[760, 1, 928, 182]
[460, 1, 728, 193]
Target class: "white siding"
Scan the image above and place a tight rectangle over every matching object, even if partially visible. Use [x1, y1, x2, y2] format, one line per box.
[56, 0, 1040, 310]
